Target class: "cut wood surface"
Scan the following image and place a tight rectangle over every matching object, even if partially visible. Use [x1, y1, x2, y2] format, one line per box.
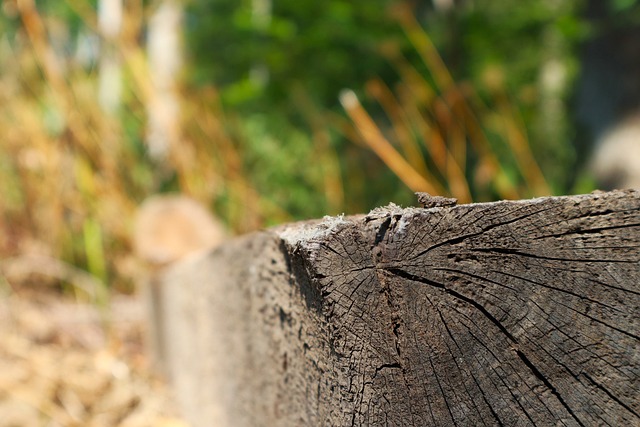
[157, 190, 639, 427]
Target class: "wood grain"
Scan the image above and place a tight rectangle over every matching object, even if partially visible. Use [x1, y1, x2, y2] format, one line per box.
[159, 190, 639, 427]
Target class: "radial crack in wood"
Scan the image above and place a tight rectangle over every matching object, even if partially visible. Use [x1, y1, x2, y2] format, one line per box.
[156, 190, 639, 427]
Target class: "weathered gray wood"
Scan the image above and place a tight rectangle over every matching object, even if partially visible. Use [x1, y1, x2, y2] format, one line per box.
[158, 189, 639, 427]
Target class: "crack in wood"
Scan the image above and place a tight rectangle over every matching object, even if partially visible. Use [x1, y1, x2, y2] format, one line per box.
[515, 349, 587, 427]
[582, 373, 640, 419]
[384, 267, 519, 344]
[161, 190, 639, 426]
[381, 264, 637, 426]
[471, 246, 639, 264]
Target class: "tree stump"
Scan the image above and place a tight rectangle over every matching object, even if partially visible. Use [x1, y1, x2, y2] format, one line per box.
[157, 189, 639, 426]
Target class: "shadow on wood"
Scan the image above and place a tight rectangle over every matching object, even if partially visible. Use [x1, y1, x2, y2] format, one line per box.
[156, 190, 639, 427]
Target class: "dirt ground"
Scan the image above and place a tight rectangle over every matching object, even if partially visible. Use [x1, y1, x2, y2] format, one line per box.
[0, 284, 188, 427]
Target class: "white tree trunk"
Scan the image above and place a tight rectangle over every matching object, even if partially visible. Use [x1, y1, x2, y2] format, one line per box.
[146, 0, 183, 161]
[98, 0, 122, 113]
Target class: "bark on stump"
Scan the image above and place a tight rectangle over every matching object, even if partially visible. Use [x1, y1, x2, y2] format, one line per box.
[157, 190, 639, 427]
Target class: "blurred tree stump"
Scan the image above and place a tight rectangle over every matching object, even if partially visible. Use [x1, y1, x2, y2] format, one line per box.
[157, 189, 639, 427]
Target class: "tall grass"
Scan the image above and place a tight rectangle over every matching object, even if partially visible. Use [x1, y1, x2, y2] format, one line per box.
[340, 4, 551, 203]
[0, 1, 554, 295]
[0, 0, 285, 293]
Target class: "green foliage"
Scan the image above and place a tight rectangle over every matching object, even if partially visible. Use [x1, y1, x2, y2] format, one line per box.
[186, 0, 591, 201]
[0, 0, 609, 293]
[610, 0, 640, 23]
[186, 0, 399, 112]
[449, 1, 585, 192]
[238, 114, 331, 221]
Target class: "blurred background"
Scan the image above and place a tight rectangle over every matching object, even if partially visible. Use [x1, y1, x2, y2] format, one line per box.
[0, 0, 639, 292]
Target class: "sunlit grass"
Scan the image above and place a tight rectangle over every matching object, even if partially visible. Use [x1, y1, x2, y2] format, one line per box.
[1, 0, 557, 295]
[0, 1, 284, 292]
[340, 4, 551, 203]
